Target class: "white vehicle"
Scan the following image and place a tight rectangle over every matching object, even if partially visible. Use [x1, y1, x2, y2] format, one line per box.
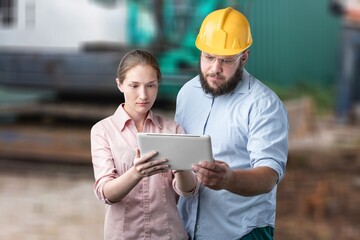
[0, 0, 201, 101]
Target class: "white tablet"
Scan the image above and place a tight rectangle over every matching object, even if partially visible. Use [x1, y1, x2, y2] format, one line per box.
[137, 133, 214, 170]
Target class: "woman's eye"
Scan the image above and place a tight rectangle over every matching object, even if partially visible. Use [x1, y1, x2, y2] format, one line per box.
[148, 82, 159, 88]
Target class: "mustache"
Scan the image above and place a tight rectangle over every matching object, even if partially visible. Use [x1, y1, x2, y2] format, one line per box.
[206, 72, 224, 79]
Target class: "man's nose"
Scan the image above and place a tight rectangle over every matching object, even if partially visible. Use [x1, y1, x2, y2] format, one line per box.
[210, 59, 223, 73]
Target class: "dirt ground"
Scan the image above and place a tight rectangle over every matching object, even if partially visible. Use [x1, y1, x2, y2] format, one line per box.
[276, 163, 360, 239]
[275, 120, 360, 239]
[0, 161, 104, 240]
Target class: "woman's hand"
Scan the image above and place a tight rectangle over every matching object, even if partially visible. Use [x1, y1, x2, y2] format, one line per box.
[133, 149, 170, 178]
[103, 149, 170, 203]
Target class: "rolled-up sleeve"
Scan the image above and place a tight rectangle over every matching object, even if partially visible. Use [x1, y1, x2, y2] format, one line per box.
[91, 123, 118, 204]
[172, 172, 200, 197]
[248, 96, 289, 182]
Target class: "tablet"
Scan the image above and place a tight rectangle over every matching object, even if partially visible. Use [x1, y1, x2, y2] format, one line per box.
[137, 133, 214, 170]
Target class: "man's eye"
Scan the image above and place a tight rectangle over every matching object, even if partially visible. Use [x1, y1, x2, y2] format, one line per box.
[205, 56, 215, 61]
[223, 59, 233, 64]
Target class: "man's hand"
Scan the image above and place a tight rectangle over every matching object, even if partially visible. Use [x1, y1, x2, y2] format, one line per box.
[192, 160, 232, 190]
[193, 160, 279, 196]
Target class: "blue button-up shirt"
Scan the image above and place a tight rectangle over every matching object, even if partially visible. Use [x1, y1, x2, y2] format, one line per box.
[175, 69, 288, 239]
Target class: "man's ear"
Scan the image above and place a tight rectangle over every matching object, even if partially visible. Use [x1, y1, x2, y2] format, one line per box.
[242, 50, 249, 61]
[241, 50, 250, 65]
[116, 78, 124, 92]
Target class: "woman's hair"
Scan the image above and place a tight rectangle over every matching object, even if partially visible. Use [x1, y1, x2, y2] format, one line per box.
[116, 49, 162, 84]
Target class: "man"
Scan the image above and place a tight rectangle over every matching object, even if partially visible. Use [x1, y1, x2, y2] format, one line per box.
[330, 0, 360, 124]
[175, 7, 289, 240]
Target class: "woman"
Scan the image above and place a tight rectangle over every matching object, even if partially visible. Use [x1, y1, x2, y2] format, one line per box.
[91, 50, 198, 240]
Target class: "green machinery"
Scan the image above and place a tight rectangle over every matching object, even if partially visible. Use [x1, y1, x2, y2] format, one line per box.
[125, 0, 237, 99]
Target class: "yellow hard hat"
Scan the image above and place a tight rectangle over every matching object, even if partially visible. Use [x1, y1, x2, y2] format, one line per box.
[195, 7, 253, 56]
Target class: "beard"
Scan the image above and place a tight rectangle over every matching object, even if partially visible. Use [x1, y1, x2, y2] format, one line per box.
[199, 62, 243, 97]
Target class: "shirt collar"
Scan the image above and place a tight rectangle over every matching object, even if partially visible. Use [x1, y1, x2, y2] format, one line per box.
[114, 104, 161, 131]
[233, 68, 252, 94]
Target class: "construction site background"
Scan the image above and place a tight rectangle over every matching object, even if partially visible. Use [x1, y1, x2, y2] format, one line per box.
[1, 0, 360, 239]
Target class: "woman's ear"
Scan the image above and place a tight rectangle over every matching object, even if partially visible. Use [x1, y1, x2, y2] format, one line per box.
[116, 78, 123, 92]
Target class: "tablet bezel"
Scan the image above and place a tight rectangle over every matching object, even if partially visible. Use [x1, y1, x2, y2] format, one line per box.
[137, 133, 214, 170]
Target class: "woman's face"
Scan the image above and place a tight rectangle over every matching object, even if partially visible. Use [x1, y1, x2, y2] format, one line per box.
[117, 64, 159, 119]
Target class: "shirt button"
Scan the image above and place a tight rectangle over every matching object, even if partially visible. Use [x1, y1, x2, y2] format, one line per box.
[196, 224, 201, 230]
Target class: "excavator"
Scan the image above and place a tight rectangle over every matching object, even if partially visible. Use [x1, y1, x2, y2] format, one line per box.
[0, 0, 250, 102]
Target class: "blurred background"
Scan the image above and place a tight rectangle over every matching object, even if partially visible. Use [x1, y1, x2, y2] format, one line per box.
[0, 0, 359, 239]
